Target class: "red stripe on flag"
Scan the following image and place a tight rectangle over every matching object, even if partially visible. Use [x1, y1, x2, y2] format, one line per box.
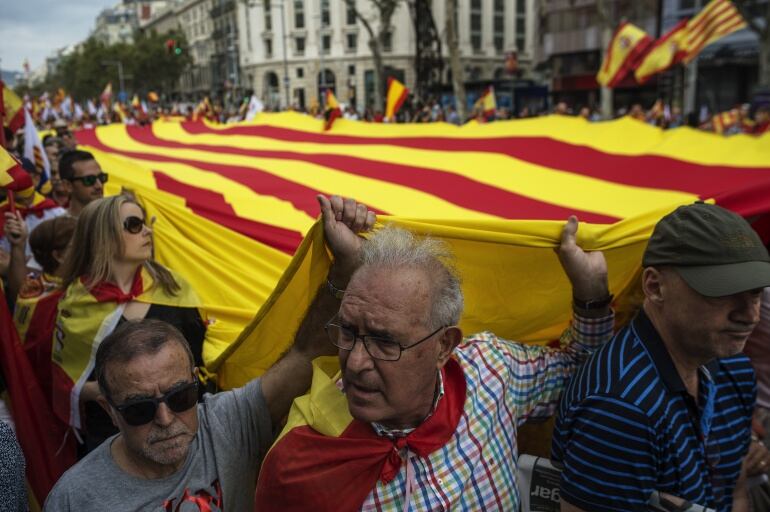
[124, 126, 619, 223]
[152, 172, 303, 253]
[179, 123, 770, 200]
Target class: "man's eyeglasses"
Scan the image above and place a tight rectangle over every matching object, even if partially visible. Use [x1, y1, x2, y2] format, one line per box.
[70, 172, 108, 187]
[123, 216, 148, 234]
[325, 319, 446, 361]
[108, 380, 198, 426]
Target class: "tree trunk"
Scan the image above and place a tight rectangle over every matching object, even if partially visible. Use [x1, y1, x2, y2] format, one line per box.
[446, 0, 466, 121]
[369, 37, 385, 112]
[600, 26, 614, 119]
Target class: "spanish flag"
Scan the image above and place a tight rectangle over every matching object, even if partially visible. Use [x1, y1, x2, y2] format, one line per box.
[1, 80, 25, 132]
[682, 0, 747, 64]
[323, 89, 342, 131]
[100, 82, 112, 106]
[596, 22, 654, 88]
[475, 86, 497, 118]
[712, 109, 738, 134]
[51, 266, 203, 428]
[385, 77, 408, 120]
[635, 19, 689, 84]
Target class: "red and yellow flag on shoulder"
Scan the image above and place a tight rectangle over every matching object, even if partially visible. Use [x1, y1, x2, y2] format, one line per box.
[597, 22, 654, 88]
[0, 81, 25, 132]
[385, 77, 408, 120]
[323, 89, 342, 131]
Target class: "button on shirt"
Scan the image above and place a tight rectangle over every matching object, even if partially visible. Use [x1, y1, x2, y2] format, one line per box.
[552, 310, 756, 512]
[360, 312, 614, 511]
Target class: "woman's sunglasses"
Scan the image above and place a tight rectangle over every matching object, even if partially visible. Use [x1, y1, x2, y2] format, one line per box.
[123, 216, 148, 234]
[70, 172, 108, 187]
[109, 380, 199, 426]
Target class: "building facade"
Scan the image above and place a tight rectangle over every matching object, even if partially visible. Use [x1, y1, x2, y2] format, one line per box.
[236, 0, 537, 112]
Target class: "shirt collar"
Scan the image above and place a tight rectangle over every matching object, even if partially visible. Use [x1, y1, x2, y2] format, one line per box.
[371, 369, 445, 439]
[632, 309, 719, 395]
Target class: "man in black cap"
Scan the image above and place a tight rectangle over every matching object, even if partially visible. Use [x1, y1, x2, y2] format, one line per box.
[552, 201, 770, 512]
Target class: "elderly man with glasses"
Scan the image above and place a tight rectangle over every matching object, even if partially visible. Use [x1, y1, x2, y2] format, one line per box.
[44, 195, 377, 511]
[58, 150, 107, 217]
[255, 209, 614, 511]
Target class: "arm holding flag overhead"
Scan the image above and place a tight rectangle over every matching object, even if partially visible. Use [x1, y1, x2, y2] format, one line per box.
[260, 195, 376, 425]
[4, 211, 28, 304]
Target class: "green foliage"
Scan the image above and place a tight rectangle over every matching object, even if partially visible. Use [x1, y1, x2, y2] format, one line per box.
[33, 30, 192, 100]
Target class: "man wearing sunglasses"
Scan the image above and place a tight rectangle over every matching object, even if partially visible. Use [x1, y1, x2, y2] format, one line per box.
[44, 195, 377, 511]
[58, 150, 107, 217]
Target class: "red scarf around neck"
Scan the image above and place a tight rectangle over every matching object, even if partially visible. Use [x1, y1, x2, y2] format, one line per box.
[85, 267, 143, 303]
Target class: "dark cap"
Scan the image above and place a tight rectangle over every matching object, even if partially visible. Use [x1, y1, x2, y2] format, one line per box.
[642, 202, 770, 297]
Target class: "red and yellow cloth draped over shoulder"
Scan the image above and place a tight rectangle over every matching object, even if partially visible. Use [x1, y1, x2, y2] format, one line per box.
[74, 113, 770, 388]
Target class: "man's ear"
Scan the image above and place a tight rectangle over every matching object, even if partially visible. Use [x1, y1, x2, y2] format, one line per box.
[436, 326, 463, 369]
[642, 267, 665, 305]
[96, 394, 120, 428]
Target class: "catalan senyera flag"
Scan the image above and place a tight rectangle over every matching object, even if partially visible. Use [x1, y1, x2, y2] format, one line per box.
[597, 22, 654, 88]
[635, 19, 689, 84]
[73, 113, 770, 389]
[682, 0, 747, 64]
[385, 77, 408, 120]
[1, 80, 25, 132]
[323, 90, 342, 131]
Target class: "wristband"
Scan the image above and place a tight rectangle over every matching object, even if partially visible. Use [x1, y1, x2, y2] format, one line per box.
[572, 294, 613, 310]
[327, 279, 345, 300]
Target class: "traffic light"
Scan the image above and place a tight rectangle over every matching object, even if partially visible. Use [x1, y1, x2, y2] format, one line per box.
[165, 39, 183, 56]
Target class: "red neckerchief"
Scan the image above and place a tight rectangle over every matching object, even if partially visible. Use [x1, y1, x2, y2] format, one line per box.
[86, 268, 144, 303]
[255, 357, 467, 512]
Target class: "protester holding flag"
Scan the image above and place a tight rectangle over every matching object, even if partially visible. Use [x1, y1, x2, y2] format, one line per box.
[51, 194, 211, 452]
[45, 195, 376, 510]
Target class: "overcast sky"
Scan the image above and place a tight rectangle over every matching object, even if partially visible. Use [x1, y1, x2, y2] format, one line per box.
[0, 0, 117, 73]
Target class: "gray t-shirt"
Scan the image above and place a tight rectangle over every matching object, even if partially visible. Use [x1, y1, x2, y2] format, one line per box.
[44, 378, 272, 511]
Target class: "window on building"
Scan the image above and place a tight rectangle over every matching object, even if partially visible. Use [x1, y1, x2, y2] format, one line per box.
[295, 36, 305, 55]
[294, 0, 305, 29]
[348, 64, 355, 75]
[322, 34, 331, 53]
[321, 0, 330, 27]
[346, 4, 356, 25]
[297, 67, 304, 78]
[493, 0, 504, 52]
[265, 38, 273, 58]
[264, 0, 272, 30]
[382, 30, 392, 52]
[515, 0, 526, 52]
[679, 0, 696, 9]
[346, 33, 357, 51]
[470, 0, 482, 53]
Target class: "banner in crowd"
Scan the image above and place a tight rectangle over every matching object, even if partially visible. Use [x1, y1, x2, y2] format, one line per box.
[75, 113, 770, 387]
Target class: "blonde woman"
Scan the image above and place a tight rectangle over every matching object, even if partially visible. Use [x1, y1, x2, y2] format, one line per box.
[52, 195, 207, 453]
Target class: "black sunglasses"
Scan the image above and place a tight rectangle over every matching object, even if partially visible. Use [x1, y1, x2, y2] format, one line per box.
[70, 172, 108, 186]
[123, 215, 148, 234]
[109, 380, 198, 426]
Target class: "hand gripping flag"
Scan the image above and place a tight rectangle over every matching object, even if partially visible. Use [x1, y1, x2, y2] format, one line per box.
[385, 77, 408, 120]
[597, 22, 654, 88]
[323, 90, 342, 131]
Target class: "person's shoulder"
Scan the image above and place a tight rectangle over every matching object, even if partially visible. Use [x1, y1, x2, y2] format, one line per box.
[44, 441, 115, 509]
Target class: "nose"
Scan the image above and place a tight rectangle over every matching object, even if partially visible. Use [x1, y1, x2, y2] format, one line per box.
[343, 336, 374, 373]
[154, 402, 175, 427]
[730, 291, 762, 325]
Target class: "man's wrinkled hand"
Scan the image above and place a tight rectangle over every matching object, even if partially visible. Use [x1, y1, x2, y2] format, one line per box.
[317, 195, 376, 274]
[557, 216, 609, 301]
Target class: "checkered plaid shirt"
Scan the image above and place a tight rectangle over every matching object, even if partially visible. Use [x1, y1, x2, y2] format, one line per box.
[360, 312, 615, 511]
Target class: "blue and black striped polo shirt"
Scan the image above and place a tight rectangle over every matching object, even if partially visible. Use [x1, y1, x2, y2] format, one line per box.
[551, 310, 755, 512]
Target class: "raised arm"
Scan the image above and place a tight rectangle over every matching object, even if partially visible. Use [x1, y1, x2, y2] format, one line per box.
[261, 195, 376, 426]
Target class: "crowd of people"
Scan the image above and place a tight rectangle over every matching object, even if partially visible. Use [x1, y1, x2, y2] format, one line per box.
[1, 104, 770, 512]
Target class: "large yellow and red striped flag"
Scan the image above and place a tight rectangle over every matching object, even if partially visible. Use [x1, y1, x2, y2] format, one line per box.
[73, 114, 770, 387]
[385, 77, 408, 120]
[635, 19, 689, 84]
[597, 22, 654, 87]
[682, 0, 747, 63]
[1, 81, 25, 132]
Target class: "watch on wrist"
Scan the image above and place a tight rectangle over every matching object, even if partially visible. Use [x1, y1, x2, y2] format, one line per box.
[572, 294, 613, 310]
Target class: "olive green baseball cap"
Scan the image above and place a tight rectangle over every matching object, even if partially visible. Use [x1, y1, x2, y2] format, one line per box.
[642, 202, 770, 297]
